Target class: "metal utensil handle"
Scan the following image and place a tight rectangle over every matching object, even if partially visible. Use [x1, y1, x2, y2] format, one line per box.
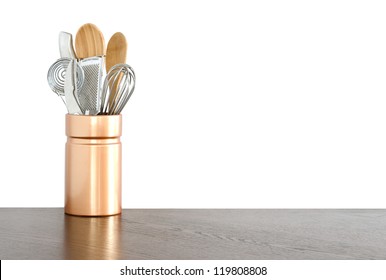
[64, 60, 83, 115]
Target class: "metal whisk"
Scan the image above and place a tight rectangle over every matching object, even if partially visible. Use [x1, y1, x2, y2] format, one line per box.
[99, 64, 136, 115]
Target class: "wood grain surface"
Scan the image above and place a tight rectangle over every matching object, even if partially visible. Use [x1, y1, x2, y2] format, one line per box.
[106, 32, 127, 72]
[0, 208, 386, 260]
[106, 32, 127, 108]
[75, 23, 105, 59]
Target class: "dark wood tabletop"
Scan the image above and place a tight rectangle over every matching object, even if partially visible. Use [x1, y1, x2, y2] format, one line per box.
[0, 208, 386, 260]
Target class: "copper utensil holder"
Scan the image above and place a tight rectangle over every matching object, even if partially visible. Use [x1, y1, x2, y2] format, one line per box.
[65, 114, 122, 216]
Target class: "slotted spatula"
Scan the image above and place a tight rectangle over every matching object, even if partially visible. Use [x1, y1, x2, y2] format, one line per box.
[75, 23, 106, 115]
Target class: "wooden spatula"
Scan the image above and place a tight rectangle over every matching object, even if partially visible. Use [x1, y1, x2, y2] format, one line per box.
[106, 32, 127, 72]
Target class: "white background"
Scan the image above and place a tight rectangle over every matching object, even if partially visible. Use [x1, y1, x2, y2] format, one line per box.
[3, 260, 386, 280]
[0, 0, 385, 208]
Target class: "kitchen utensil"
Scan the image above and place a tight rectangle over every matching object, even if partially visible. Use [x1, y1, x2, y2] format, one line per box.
[75, 23, 106, 115]
[106, 32, 127, 72]
[99, 64, 136, 115]
[75, 23, 105, 59]
[47, 32, 81, 106]
[106, 32, 127, 107]
[47, 58, 84, 99]
[64, 60, 83, 115]
[59, 32, 77, 59]
[77, 57, 104, 114]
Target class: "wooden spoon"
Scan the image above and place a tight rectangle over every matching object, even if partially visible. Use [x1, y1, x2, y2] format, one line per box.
[75, 23, 106, 114]
[106, 32, 127, 71]
[106, 32, 127, 110]
[75, 23, 105, 59]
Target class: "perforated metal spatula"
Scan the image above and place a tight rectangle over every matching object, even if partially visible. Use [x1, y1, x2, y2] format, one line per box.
[75, 23, 106, 115]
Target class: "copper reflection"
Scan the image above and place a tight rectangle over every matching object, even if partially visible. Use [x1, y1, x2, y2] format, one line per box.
[65, 114, 122, 216]
[64, 214, 122, 259]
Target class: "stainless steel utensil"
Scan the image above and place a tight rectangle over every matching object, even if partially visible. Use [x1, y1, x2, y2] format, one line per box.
[47, 32, 82, 106]
[99, 63, 136, 115]
[64, 60, 83, 115]
[78, 57, 104, 115]
[47, 58, 84, 100]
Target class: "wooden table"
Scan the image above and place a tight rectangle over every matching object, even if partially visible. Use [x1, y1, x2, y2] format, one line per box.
[0, 208, 385, 260]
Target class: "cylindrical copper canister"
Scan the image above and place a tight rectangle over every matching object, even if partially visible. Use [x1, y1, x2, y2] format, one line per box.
[65, 114, 122, 216]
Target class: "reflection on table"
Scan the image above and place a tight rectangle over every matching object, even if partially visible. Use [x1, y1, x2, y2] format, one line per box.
[64, 214, 122, 259]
